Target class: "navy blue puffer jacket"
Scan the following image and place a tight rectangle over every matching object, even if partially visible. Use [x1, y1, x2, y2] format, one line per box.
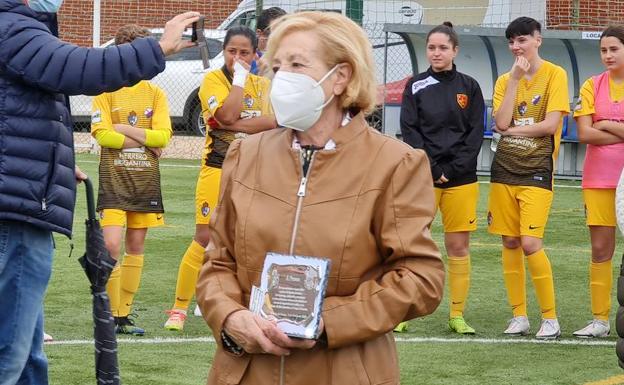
[0, 0, 166, 236]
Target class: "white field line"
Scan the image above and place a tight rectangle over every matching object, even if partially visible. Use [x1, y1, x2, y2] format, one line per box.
[77, 160, 583, 189]
[46, 336, 614, 347]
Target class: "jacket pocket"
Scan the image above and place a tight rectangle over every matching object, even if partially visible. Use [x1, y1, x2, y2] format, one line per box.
[40, 143, 58, 211]
[359, 334, 399, 385]
[209, 348, 251, 385]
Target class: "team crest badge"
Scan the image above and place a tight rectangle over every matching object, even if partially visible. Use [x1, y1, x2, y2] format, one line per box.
[201, 202, 210, 217]
[517, 101, 527, 116]
[144, 108, 153, 118]
[532, 95, 541, 105]
[128, 111, 138, 126]
[244, 94, 254, 108]
[456, 93, 468, 109]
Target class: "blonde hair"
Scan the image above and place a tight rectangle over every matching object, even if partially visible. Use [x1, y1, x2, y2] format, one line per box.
[264, 11, 377, 115]
[114, 24, 151, 45]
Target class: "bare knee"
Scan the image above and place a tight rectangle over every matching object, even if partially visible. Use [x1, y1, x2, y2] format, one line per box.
[445, 232, 470, 257]
[502, 236, 521, 250]
[194, 224, 212, 247]
[105, 238, 122, 259]
[521, 237, 543, 256]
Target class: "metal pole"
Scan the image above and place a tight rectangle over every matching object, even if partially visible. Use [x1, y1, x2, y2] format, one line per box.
[382, 31, 389, 134]
[93, 0, 100, 47]
[345, 0, 363, 25]
[256, 0, 263, 24]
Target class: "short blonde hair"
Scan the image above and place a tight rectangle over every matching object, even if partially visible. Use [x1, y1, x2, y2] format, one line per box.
[114, 24, 151, 45]
[264, 11, 377, 115]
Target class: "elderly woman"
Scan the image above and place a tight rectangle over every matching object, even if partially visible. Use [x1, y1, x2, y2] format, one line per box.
[196, 11, 445, 385]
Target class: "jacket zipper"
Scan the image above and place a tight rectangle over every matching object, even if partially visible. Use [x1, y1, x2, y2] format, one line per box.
[282, 148, 316, 385]
[288, 149, 315, 254]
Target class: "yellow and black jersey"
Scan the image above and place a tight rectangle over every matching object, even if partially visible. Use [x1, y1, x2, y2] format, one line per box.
[198, 67, 271, 169]
[91, 80, 172, 212]
[491, 61, 569, 190]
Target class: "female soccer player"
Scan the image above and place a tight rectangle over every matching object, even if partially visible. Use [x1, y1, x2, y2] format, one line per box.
[164, 26, 276, 331]
[488, 17, 569, 339]
[399, 22, 485, 334]
[572, 25, 624, 338]
[91, 25, 173, 335]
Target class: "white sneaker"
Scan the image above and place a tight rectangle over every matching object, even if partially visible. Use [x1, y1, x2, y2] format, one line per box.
[43, 332, 53, 343]
[573, 319, 610, 338]
[536, 318, 561, 340]
[193, 304, 202, 317]
[504, 316, 530, 336]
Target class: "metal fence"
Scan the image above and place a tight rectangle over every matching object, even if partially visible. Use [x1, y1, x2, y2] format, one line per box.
[65, 0, 622, 166]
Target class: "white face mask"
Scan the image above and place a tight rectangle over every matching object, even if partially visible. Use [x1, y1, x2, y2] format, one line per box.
[270, 65, 338, 132]
[28, 0, 64, 13]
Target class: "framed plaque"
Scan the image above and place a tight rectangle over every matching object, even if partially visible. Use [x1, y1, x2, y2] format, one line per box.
[250, 252, 330, 339]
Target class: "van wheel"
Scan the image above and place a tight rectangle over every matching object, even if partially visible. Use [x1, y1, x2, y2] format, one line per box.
[365, 109, 383, 132]
[188, 99, 206, 137]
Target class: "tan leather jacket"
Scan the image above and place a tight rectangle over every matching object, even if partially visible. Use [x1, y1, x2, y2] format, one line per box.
[197, 113, 445, 385]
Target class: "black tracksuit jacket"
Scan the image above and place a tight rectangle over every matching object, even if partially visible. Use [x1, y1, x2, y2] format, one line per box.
[400, 65, 485, 188]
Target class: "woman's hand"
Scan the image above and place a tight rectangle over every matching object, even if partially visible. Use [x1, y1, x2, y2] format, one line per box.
[148, 147, 163, 158]
[435, 175, 449, 184]
[232, 60, 250, 88]
[223, 310, 320, 355]
[223, 310, 290, 356]
[510, 56, 530, 81]
[593, 120, 609, 131]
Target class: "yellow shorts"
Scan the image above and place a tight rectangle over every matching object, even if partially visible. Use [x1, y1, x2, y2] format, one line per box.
[434, 182, 479, 232]
[583, 188, 616, 226]
[487, 183, 553, 238]
[195, 166, 222, 225]
[99, 209, 164, 229]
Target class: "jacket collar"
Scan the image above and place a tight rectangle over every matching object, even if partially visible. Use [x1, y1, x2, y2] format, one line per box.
[280, 111, 368, 150]
[427, 63, 457, 82]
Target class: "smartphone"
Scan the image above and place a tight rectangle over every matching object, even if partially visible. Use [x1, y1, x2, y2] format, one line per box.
[191, 16, 205, 43]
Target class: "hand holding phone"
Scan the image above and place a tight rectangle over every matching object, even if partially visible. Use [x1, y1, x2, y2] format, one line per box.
[191, 16, 205, 43]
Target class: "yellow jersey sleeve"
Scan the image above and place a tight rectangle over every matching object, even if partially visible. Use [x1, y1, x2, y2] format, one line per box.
[199, 71, 230, 118]
[492, 73, 509, 116]
[259, 77, 273, 115]
[546, 66, 570, 114]
[573, 78, 595, 118]
[91, 93, 125, 149]
[144, 86, 173, 148]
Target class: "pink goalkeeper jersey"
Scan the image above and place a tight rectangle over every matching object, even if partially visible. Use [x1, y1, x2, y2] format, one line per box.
[582, 71, 624, 189]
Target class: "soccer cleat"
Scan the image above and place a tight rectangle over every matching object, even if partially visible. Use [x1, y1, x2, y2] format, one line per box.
[448, 316, 476, 335]
[393, 321, 409, 333]
[164, 309, 188, 331]
[573, 319, 610, 338]
[535, 318, 561, 340]
[43, 332, 53, 343]
[194, 304, 203, 317]
[115, 315, 145, 336]
[503, 316, 530, 336]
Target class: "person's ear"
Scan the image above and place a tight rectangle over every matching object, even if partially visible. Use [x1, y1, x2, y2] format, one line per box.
[332, 63, 352, 96]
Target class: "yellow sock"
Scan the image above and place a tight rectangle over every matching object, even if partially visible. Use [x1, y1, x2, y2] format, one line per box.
[502, 247, 526, 317]
[591, 260, 613, 321]
[173, 240, 205, 310]
[448, 256, 471, 318]
[527, 249, 557, 319]
[106, 263, 121, 317]
[118, 254, 144, 317]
